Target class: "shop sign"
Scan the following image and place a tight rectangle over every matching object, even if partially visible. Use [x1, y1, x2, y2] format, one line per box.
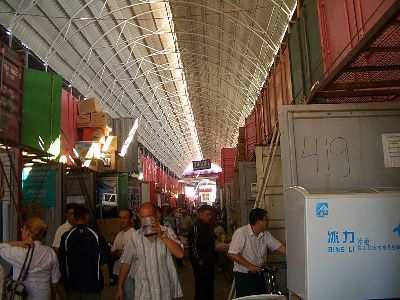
[192, 159, 211, 171]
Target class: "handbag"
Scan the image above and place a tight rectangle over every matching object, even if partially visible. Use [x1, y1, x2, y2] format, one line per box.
[5, 245, 34, 300]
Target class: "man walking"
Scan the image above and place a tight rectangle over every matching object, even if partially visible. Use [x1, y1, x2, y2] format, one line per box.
[111, 209, 135, 299]
[115, 202, 184, 300]
[188, 205, 216, 300]
[52, 203, 78, 253]
[58, 205, 110, 300]
[228, 208, 286, 297]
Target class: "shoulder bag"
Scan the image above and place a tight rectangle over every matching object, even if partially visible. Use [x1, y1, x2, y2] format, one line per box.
[5, 245, 34, 300]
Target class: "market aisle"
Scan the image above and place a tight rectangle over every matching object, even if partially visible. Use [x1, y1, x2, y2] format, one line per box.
[101, 256, 234, 299]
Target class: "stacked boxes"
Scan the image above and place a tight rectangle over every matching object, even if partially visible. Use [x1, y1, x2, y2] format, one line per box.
[75, 97, 119, 173]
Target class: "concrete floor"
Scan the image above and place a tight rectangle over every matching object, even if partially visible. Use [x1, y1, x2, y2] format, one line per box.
[101, 256, 234, 300]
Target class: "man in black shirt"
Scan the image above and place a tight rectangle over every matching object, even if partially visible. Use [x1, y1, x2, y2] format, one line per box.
[58, 205, 110, 300]
[188, 205, 216, 300]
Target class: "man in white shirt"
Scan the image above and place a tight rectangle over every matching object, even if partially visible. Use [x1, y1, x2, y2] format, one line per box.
[228, 208, 286, 297]
[52, 203, 78, 252]
[111, 209, 135, 299]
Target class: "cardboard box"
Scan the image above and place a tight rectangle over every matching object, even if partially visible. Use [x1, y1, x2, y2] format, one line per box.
[77, 114, 90, 128]
[89, 158, 104, 173]
[102, 151, 117, 172]
[102, 136, 118, 152]
[97, 218, 121, 244]
[90, 112, 109, 128]
[82, 127, 106, 143]
[75, 141, 102, 160]
[78, 98, 100, 115]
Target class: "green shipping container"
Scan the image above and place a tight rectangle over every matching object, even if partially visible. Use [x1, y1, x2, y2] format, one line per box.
[289, 0, 324, 104]
[22, 69, 62, 154]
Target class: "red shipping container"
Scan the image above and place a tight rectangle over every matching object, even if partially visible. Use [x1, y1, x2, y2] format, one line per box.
[261, 48, 293, 140]
[254, 101, 265, 145]
[0, 43, 23, 145]
[245, 110, 257, 161]
[60, 89, 78, 165]
[221, 148, 237, 186]
[317, 0, 395, 76]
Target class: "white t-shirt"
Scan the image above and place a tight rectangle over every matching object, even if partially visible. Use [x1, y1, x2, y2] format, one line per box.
[111, 227, 135, 275]
[0, 241, 60, 299]
[228, 224, 281, 273]
[52, 221, 73, 248]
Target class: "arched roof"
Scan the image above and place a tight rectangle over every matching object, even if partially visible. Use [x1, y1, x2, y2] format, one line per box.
[0, 0, 296, 175]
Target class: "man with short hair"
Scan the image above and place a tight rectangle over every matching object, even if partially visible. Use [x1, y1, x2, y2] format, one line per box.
[115, 202, 184, 300]
[58, 205, 110, 300]
[52, 203, 78, 253]
[188, 205, 216, 300]
[111, 209, 135, 299]
[228, 208, 286, 297]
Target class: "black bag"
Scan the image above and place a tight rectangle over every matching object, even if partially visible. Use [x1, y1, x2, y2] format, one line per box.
[5, 245, 34, 300]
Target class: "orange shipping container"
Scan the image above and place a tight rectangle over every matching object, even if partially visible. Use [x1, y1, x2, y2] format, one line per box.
[261, 47, 293, 140]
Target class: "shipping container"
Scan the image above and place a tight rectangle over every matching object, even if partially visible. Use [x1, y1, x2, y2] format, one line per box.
[254, 100, 266, 145]
[220, 147, 237, 186]
[0, 149, 19, 242]
[21, 164, 63, 246]
[112, 118, 138, 173]
[317, 0, 396, 76]
[289, 0, 324, 104]
[237, 161, 256, 227]
[60, 89, 78, 165]
[255, 145, 286, 264]
[62, 168, 96, 222]
[244, 110, 257, 161]
[260, 47, 293, 139]
[22, 69, 62, 154]
[279, 103, 400, 192]
[0, 42, 23, 145]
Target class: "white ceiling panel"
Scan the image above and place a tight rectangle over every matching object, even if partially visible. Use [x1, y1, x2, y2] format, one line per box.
[0, 0, 296, 175]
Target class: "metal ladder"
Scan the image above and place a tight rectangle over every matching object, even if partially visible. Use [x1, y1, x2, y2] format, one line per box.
[227, 126, 281, 300]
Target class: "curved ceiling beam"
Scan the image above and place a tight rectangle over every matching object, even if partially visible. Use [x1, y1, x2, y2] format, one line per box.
[76, 25, 268, 93]
[43, 1, 279, 65]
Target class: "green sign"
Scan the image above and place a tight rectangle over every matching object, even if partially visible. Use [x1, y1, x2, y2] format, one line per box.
[22, 168, 56, 207]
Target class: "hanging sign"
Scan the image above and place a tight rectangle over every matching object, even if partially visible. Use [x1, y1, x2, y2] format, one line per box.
[22, 168, 56, 207]
[192, 159, 211, 171]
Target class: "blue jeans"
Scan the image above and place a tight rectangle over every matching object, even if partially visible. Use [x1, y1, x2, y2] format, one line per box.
[123, 275, 135, 299]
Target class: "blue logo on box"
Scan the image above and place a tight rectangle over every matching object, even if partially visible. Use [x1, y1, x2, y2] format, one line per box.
[316, 202, 328, 218]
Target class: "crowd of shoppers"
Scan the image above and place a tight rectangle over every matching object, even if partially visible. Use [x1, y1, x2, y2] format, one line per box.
[0, 202, 285, 300]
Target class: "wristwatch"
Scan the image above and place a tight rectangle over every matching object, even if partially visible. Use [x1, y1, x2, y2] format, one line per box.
[159, 231, 167, 240]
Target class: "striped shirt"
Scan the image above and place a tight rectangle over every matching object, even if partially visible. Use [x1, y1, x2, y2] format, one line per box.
[121, 225, 183, 300]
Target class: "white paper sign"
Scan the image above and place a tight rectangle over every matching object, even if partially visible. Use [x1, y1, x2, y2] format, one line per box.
[382, 133, 400, 168]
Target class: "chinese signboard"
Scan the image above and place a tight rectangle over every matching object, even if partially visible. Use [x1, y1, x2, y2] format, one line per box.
[192, 159, 211, 171]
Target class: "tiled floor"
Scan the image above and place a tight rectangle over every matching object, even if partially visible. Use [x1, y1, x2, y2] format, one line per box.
[101, 256, 234, 299]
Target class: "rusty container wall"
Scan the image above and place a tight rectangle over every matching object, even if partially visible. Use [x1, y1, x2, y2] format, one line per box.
[245, 110, 257, 161]
[221, 148, 237, 187]
[260, 47, 293, 141]
[60, 89, 78, 166]
[254, 100, 266, 145]
[317, 0, 396, 76]
[0, 42, 23, 144]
